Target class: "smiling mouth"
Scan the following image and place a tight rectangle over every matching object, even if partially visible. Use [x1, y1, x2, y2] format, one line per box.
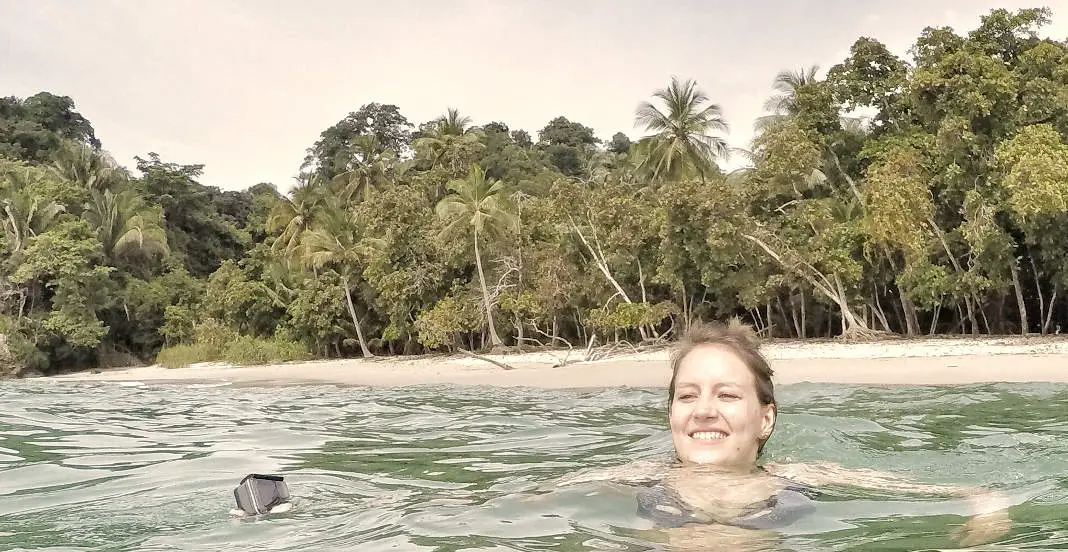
[689, 431, 728, 441]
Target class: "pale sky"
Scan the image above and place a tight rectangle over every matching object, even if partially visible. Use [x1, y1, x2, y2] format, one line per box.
[2, 0, 1066, 192]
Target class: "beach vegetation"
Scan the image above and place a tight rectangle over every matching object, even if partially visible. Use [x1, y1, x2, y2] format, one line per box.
[2, 7, 1067, 376]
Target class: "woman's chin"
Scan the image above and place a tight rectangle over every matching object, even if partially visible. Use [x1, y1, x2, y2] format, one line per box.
[678, 449, 756, 471]
[682, 450, 728, 466]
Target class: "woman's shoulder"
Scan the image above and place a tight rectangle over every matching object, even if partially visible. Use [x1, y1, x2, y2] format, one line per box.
[759, 464, 820, 498]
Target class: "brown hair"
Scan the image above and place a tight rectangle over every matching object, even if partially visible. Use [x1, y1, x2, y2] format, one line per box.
[668, 321, 777, 453]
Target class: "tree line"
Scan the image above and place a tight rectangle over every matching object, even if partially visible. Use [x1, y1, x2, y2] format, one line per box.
[2, 7, 1067, 376]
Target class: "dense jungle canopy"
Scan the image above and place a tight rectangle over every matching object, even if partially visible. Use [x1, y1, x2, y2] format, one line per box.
[2, 7, 1068, 376]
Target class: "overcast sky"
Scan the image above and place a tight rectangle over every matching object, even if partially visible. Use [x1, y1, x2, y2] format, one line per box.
[2, 0, 1066, 192]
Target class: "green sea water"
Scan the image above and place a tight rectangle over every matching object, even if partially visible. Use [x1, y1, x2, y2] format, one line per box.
[2, 378, 1066, 551]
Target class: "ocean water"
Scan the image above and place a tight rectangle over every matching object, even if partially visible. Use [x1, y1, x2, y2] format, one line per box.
[1, 378, 1066, 551]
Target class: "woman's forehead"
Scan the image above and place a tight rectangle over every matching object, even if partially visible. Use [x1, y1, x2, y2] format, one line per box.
[675, 345, 754, 386]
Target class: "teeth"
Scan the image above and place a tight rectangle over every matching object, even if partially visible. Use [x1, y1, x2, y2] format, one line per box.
[692, 431, 727, 440]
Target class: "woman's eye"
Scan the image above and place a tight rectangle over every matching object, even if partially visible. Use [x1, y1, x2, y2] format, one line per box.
[678, 394, 696, 401]
[720, 393, 740, 400]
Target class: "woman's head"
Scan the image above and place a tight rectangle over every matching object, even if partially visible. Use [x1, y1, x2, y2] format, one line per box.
[667, 322, 777, 469]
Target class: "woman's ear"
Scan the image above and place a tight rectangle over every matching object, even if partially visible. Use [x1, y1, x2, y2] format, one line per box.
[760, 404, 777, 440]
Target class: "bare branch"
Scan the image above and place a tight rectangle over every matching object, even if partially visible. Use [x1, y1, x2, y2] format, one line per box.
[457, 347, 517, 370]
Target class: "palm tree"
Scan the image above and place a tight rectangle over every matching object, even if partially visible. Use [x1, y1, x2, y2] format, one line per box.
[634, 77, 730, 182]
[82, 188, 169, 263]
[435, 164, 517, 349]
[52, 140, 127, 191]
[434, 108, 473, 136]
[761, 66, 821, 118]
[328, 135, 396, 204]
[1, 189, 64, 254]
[267, 174, 328, 266]
[1, 167, 65, 253]
[301, 201, 384, 357]
[413, 108, 485, 178]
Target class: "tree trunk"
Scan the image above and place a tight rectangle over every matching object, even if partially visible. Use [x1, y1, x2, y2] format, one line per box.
[751, 308, 764, 335]
[1010, 259, 1029, 335]
[979, 297, 992, 334]
[342, 276, 374, 357]
[571, 219, 632, 303]
[778, 295, 798, 338]
[929, 303, 941, 335]
[766, 300, 773, 338]
[870, 294, 891, 332]
[834, 274, 871, 336]
[1044, 285, 1058, 335]
[1029, 254, 1044, 334]
[898, 287, 920, 336]
[473, 226, 504, 348]
[637, 260, 649, 340]
[963, 296, 980, 335]
[800, 289, 806, 339]
[928, 217, 980, 335]
[681, 285, 692, 333]
[570, 217, 647, 340]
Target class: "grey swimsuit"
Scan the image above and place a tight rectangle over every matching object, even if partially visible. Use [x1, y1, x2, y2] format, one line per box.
[635, 476, 817, 530]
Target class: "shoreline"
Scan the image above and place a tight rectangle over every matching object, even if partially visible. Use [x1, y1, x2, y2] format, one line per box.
[44, 335, 1068, 388]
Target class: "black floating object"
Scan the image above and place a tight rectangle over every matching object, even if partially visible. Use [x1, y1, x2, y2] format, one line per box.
[233, 474, 290, 515]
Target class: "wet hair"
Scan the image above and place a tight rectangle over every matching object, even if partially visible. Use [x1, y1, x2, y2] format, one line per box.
[667, 321, 777, 454]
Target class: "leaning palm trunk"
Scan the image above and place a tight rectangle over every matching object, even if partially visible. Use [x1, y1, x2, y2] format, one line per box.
[473, 226, 504, 348]
[342, 276, 374, 357]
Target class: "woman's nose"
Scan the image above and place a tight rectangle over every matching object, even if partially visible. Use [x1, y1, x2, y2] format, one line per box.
[693, 397, 718, 418]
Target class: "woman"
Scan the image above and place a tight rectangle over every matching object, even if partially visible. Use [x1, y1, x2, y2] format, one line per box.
[556, 322, 1012, 545]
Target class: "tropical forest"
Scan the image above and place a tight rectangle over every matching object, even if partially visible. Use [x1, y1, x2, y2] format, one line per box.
[2, 7, 1067, 377]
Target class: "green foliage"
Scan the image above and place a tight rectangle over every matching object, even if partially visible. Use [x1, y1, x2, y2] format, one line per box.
[221, 335, 311, 366]
[11, 218, 113, 351]
[160, 304, 196, 345]
[498, 289, 542, 320]
[133, 153, 247, 277]
[155, 343, 212, 369]
[155, 334, 309, 368]
[283, 271, 347, 353]
[202, 260, 283, 337]
[0, 93, 98, 163]
[828, 37, 909, 129]
[584, 302, 676, 334]
[862, 144, 934, 263]
[0, 316, 47, 376]
[536, 116, 599, 177]
[301, 102, 413, 180]
[414, 294, 482, 349]
[9, 6, 1068, 378]
[993, 124, 1068, 222]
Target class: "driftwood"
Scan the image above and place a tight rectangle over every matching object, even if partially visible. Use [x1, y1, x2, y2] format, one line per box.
[457, 348, 517, 370]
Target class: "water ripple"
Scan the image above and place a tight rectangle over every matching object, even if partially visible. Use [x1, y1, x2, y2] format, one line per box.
[0, 380, 1065, 550]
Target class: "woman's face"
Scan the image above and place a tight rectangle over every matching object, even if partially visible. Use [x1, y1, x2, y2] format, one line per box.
[669, 344, 775, 469]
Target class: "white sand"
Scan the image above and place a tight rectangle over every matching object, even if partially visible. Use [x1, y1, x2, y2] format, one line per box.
[44, 335, 1068, 388]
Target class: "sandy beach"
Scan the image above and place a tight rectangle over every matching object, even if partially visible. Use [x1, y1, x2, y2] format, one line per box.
[43, 335, 1068, 388]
